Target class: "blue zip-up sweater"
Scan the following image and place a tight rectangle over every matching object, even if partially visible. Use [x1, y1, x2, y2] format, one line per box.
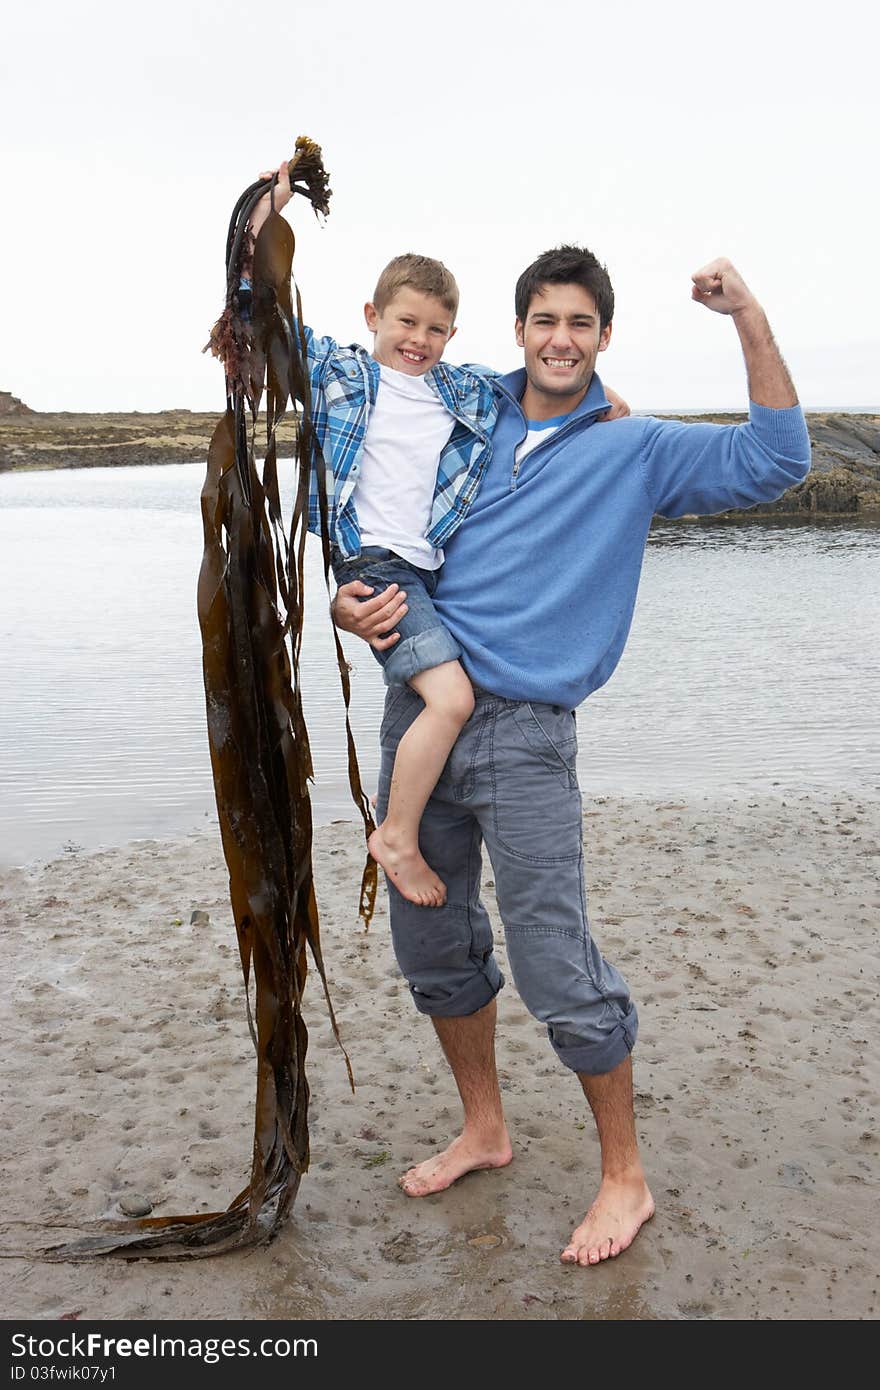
[433, 370, 811, 709]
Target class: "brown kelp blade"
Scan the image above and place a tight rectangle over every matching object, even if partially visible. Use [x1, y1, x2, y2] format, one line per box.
[41, 138, 375, 1262]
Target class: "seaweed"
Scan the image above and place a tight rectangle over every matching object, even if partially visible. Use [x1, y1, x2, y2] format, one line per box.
[43, 137, 376, 1260]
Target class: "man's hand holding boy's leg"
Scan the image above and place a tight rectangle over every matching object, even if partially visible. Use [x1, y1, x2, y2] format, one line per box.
[332, 579, 409, 650]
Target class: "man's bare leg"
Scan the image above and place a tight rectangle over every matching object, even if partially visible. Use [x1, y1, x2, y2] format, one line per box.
[561, 1056, 655, 1265]
[399, 999, 513, 1196]
[369, 660, 474, 908]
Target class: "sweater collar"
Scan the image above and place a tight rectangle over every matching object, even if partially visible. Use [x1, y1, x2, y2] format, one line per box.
[494, 368, 611, 423]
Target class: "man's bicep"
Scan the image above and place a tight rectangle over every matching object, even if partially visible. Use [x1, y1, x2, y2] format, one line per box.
[642, 417, 782, 518]
[650, 403, 811, 517]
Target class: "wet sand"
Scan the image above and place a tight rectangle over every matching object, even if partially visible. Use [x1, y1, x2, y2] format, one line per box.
[1, 794, 878, 1320]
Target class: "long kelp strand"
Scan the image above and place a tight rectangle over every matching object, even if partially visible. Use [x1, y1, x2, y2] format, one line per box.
[42, 137, 375, 1260]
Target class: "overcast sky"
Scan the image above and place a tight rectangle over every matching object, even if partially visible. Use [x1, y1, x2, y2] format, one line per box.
[3, 0, 878, 412]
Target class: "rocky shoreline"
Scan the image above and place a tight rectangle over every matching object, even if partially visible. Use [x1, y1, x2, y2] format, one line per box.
[0, 408, 299, 473]
[1, 406, 878, 516]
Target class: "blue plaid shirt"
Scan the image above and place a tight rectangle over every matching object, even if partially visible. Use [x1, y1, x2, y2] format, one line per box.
[300, 324, 498, 560]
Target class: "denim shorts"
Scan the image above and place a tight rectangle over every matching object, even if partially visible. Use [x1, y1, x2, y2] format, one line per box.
[332, 546, 461, 686]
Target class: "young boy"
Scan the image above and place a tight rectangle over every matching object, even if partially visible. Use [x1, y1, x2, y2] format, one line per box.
[246, 162, 626, 909]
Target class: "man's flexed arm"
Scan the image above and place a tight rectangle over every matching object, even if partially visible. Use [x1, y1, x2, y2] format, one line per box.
[691, 258, 798, 408]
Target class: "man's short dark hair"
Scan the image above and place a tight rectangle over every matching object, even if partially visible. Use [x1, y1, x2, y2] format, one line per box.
[515, 245, 614, 329]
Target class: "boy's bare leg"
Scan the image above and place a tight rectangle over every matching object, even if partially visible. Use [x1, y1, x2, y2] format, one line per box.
[561, 1057, 655, 1265]
[399, 1000, 513, 1195]
[369, 660, 474, 907]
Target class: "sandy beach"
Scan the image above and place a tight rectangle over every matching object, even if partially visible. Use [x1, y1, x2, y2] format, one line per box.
[1, 793, 877, 1321]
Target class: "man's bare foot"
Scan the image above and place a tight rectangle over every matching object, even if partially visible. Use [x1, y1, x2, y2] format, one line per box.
[399, 1130, 513, 1197]
[561, 1175, 655, 1266]
[368, 826, 446, 907]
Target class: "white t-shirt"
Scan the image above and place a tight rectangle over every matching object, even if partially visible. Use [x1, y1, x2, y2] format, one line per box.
[514, 416, 566, 464]
[351, 364, 456, 570]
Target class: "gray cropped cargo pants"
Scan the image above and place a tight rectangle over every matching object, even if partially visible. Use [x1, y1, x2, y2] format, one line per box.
[377, 686, 639, 1076]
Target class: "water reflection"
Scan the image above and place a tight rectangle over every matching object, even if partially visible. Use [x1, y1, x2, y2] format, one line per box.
[649, 513, 880, 553]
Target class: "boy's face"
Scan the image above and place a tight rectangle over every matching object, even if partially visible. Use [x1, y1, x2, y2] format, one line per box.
[364, 288, 457, 376]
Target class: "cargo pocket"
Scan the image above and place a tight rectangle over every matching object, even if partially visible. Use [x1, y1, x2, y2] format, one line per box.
[491, 703, 582, 864]
[511, 703, 578, 790]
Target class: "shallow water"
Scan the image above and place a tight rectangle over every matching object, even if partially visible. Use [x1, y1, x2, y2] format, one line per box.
[1, 462, 878, 866]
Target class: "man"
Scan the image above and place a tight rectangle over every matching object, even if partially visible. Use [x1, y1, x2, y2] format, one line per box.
[333, 247, 811, 1265]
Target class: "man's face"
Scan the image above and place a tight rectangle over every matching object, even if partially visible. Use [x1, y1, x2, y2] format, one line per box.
[515, 283, 612, 412]
[364, 287, 457, 376]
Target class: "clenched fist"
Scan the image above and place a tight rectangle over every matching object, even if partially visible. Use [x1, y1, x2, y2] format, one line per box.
[691, 258, 759, 317]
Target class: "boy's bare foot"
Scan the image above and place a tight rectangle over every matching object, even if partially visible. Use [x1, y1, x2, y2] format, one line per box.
[368, 827, 446, 907]
[560, 1175, 655, 1266]
[399, 1130, 513, 1196]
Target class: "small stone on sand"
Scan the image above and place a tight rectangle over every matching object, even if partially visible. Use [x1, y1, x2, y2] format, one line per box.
[119, 1194, 153, 1217]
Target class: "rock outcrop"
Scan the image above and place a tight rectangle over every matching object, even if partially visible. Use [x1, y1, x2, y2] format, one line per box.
[0, 410, 298, 472]
[0, 391, 34, 416]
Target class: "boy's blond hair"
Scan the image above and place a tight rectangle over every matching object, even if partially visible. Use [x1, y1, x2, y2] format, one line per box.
[372, 254, 459, 320]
